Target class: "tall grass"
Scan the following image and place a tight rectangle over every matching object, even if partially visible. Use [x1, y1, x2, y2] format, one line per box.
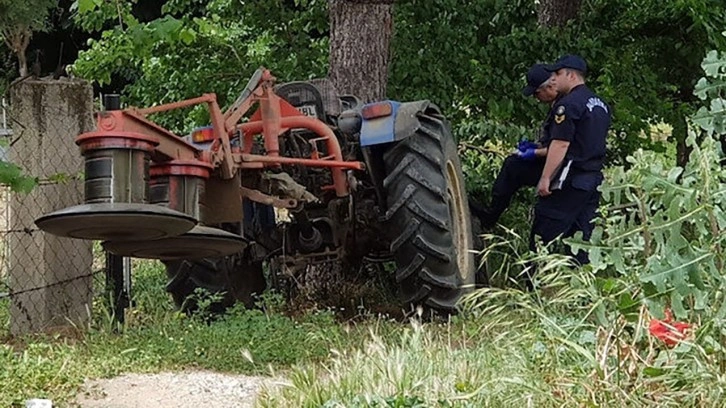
[258, 232, 726, 407]
[4, 184, 726, 407]
[258, 316, 554, 407]
[0, 260, 363, 406]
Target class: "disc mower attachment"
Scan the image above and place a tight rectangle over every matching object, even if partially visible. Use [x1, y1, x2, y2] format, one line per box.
[35, 202, 197, 241]
[103, 159, 247, 260]
[102, 225, 247, 260]
[35, 131, 198, 241]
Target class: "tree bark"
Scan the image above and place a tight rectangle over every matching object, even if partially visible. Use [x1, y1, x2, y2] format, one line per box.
[17, 48, 28, 77]
[537, 0, 582, 28]
[328, 0, 394, 102]
[2, 26, 31, 77]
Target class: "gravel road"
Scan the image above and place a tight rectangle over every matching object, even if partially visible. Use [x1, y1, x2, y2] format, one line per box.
[75, 371, 276, 408]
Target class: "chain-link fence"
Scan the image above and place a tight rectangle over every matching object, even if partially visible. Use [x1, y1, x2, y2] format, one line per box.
[0, 185, 9, 299]
[1, 98, 12, 305]
[0, 81, 106, 336]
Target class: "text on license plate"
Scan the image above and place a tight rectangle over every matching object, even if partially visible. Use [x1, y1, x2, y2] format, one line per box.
[299, 105, 318, 118]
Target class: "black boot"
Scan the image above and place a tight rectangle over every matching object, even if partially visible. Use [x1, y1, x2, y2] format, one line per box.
[468, 198, 496, 230]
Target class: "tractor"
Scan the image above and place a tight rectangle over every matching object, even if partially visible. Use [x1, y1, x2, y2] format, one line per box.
[35, 68, 476, 313]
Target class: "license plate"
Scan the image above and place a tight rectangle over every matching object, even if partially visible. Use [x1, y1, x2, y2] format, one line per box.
[299, 105, 318, 118]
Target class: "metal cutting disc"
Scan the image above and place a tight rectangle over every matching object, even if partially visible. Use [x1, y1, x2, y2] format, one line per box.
[102, 225, 248, 260]
[35, 203, 197, 241]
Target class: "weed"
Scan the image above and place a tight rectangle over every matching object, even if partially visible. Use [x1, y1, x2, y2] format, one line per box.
[0, 259, 369, 406]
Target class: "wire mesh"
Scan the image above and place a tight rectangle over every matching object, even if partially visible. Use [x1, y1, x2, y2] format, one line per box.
[0, 80, 104, 336]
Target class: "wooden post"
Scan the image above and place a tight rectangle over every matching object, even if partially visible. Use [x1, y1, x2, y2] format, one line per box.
[8, 79, 94, 335]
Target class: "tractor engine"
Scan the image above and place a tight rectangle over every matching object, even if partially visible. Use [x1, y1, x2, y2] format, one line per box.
[244, 80, 388, 273]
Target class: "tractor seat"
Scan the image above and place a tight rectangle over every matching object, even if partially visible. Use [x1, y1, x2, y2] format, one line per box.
[274, 78, 342, 122]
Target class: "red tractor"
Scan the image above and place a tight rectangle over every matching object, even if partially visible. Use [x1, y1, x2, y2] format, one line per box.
[36, 68, 476, 313]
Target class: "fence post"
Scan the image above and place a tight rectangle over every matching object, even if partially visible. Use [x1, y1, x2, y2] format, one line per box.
[8, 79, 94, 335]
[105, 252, 127, 326]
[99, 94, 132, 328]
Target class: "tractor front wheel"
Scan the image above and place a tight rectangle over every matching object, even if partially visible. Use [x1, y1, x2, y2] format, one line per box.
[163, 248, 266, 314]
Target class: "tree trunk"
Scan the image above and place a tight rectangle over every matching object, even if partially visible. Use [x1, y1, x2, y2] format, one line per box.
[17, 50, 28, 77]
[3, 26, 32, 77]
[537, 0, 582, 28]
[328, 0, 394, 102]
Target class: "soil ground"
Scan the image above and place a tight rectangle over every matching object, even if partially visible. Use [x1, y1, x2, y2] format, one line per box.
[74, 370, 276, 408]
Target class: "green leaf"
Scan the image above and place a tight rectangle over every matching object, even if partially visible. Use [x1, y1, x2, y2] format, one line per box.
[78, 0, 96, 14]
[687, 264, 706, 291]
[577, 330, 597, 345]
[151, 17, 183, 42]
[666, 167, 683, 183]
[643, 367, 666, 377]
[618, 292, 640, 316]
[0, 160, 36, 193]
[12, 175, 37, 193]
[179, 28, 196, 45]
[702, 50, 726, 78]
[692, 106, 715, 134]
[694, 77, 726, 100]
[671, 291, 688, 320]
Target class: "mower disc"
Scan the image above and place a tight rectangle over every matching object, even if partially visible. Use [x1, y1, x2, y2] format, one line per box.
[102, 225, 248, 260]
[35, 203, 197, 241]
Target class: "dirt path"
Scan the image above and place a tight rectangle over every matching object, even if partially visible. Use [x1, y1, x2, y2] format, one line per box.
[75, 371, 276, 408]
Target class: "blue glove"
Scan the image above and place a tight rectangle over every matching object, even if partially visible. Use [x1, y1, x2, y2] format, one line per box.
[517, 140, 538, 152]
[516, 148, 537, 160]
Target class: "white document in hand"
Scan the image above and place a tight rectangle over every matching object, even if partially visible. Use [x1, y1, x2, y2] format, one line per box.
[550, 159, 573, 191]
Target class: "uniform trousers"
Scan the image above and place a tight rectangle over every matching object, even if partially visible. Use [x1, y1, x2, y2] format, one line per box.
[479, 155, 545, 227]
[530, 177, 600, 265]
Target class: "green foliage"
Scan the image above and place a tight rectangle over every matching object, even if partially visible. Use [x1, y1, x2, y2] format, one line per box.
[455, 117, 535, 193]
[3, 247, 726, 407]
[463, 265, 726, 406]
[0, 259, 357, 406]
[74, 0, 136, 32]
[693, 49, 726, 136]
[259, 266, 726, 407]
[572, 134, 726, 321]
[0, 159, 37, 193]
[258, 318, 551, 407]
[67, 0, 726, 163]
[561, 49, 726, 370]
[0, 0, 56, 76]
[72, 0, 328, 133]
[0, 0, 55, 35]
[390, 0, 726, 163]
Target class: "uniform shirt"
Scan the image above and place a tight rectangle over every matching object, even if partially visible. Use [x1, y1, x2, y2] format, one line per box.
[537, 102, 557, 147]
[549, 84, 610, 172]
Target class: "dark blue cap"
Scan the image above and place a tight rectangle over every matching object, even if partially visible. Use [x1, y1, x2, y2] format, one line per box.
[522, 64, 552, 97]
[545, 54, 587, 74]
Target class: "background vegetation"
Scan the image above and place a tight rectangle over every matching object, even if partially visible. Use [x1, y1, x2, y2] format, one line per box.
[1, 0, 726, 406]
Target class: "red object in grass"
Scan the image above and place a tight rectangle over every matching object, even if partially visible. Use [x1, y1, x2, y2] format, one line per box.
[648, 309, 691, 347]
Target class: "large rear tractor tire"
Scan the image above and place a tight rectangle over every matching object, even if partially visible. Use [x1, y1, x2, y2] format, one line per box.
[382, 110, 476, 313]
[164, 248, 266, 314]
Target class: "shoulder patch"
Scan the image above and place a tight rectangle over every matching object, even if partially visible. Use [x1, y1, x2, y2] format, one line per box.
[556, 105, 565, 115]
[554, 113, 565, 124]
[586, 97, 608, 113]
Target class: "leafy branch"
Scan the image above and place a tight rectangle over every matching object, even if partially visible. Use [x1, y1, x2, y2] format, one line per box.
[0, 0, 55, 76]
[0, 160, 36, 193]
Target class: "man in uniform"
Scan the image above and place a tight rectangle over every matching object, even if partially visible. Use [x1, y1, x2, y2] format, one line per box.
[470, 63, 559, 229]
[532, 55, 611, 264]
